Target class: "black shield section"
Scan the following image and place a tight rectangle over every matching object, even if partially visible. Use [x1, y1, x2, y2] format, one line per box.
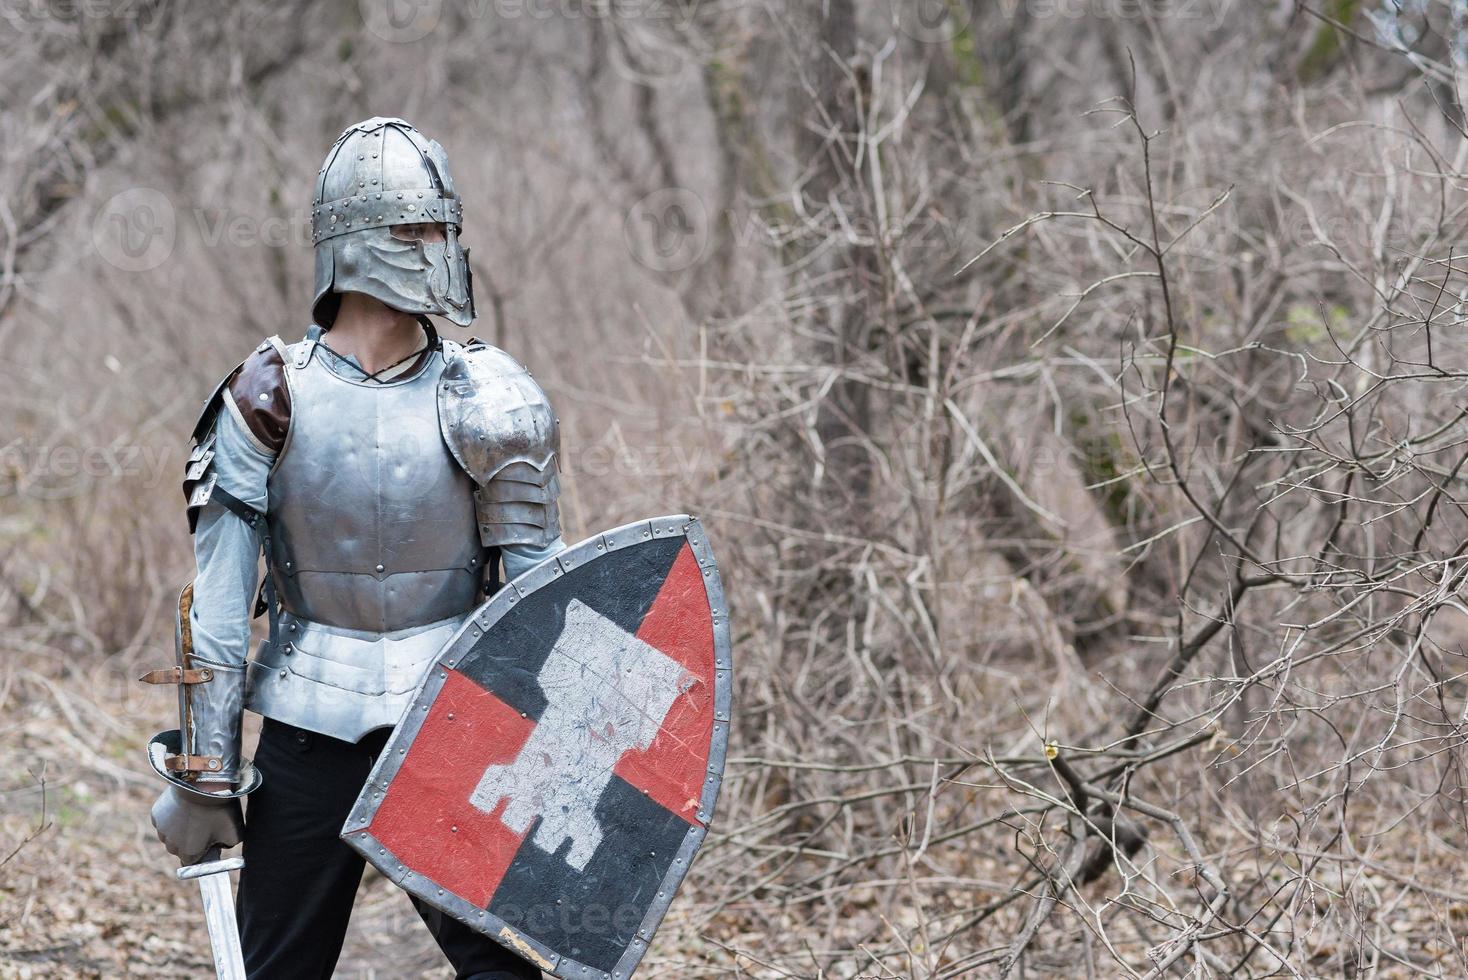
[486, 774, 692, 973]
[456, 535, 685, 723]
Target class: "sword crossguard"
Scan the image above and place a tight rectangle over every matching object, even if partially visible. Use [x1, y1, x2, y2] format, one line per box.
[177, 850, 245, 880]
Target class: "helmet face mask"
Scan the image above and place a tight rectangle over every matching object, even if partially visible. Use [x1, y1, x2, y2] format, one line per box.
[310, 118, 476, 328]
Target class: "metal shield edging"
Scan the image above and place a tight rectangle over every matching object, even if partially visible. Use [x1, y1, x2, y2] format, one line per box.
[339, 513, 733, 980]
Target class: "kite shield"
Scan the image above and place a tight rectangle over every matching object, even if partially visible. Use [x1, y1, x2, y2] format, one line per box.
[342, 515, 731, 979]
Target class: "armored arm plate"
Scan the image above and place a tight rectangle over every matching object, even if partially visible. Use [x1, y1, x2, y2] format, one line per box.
[438, 344, 561, 548]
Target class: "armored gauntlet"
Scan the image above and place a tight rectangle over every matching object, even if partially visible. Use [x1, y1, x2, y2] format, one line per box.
[150, 782, 244, 866]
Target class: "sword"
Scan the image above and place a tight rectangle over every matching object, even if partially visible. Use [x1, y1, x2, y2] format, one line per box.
[176, 846, 246, 979]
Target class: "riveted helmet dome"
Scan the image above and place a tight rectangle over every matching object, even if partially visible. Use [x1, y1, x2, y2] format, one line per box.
[310, 117, 475, 328]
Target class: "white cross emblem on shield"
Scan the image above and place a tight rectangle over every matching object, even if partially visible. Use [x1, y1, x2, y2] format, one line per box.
[468, 599, 689, 870]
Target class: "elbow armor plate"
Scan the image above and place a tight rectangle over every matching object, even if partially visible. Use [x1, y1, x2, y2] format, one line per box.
[438, 343, 562, 548]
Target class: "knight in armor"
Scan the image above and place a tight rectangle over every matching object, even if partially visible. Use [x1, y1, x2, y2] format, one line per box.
[146, 118, 559, 979]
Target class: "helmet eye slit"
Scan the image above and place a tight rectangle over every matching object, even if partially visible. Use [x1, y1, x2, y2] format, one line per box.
[390, 222, 447, 244]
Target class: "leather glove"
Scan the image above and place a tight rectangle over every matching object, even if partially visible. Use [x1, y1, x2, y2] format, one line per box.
[150, 783, 244, 866]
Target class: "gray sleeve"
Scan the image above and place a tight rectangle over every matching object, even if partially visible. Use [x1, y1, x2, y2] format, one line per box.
[167, 406, 274, 785]
[189, 408, 272, 671]
[501, 535, 566, 582]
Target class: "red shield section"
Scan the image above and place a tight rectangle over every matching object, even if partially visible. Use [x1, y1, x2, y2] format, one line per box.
[365, 671, 535, 906]
[613, 540, 717, 823]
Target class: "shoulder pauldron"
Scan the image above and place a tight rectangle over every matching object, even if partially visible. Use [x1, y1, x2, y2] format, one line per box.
[438, 343, 562, 548]
[183, 336, 290, 532]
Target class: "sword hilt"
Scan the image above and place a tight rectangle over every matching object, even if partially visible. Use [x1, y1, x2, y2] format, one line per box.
[176, 845, 247, 979]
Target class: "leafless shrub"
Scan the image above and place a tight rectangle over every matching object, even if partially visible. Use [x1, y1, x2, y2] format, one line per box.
[7, 1, 1468, 977]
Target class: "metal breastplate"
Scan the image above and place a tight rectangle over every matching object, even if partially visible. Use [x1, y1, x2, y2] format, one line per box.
[265, 345, 485, 633]
[246, 342, 486, 741]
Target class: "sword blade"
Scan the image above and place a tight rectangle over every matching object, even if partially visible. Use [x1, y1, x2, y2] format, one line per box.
[178, 849, 246, 979]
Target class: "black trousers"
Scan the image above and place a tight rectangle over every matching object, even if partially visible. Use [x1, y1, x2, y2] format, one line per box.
[236, 718, 541, 980]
